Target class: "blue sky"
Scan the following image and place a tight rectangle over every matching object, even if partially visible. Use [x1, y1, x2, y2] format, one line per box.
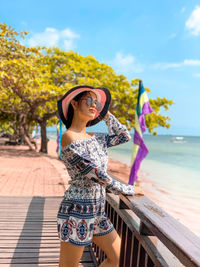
[1, 0, 200, 136]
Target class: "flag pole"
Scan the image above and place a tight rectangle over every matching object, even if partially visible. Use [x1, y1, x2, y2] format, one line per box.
[128, 80, 153, 185]
[56, 117, 62, 160]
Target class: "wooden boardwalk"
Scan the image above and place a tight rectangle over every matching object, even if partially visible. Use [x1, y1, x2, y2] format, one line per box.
[0, 144, 98, 266]
[0, 196, 98, 266]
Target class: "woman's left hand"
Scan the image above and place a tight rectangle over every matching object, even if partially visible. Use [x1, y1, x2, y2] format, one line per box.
[134, 186, 145, 195]
[104, 111, 111, 120]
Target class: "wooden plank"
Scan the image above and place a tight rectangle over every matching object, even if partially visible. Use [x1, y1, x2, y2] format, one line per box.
[0, 196, 97, 267]
[0, 226, 57, 229]
[0, 246, 90, 253]
[0, 240, 59, 244]
[0, 263, 95, 267]
[119, 221, 127, 267]
[124, 227, 133, 267]
[0, 236, 59, 240]
[0, 258, 95, 264]
[0, 251, 91, 260]
[0, 230, 57, 234]
[139, 221, 154, 236]
[0, 246, 60, 250]
[119, 194, 200, 267]
[106, 193, 167, 267]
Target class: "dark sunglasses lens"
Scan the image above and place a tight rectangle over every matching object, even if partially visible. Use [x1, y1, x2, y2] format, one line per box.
[86, 97, 102, 111]
[96, 102, 102, 111]
[86, 97, 92, 106]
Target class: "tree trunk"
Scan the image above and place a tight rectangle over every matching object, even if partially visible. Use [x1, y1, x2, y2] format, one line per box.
[23, 134, 35, 150]
[39, 121, 48, 153]
[19, 114, 35, 151]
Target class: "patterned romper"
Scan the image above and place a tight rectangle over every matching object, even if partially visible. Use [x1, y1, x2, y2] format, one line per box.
[57, 113, 135, 246]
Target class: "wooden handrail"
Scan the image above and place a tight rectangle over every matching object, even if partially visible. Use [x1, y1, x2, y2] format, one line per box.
[119, 194, 200, 267]
[91, 172, 200, 267]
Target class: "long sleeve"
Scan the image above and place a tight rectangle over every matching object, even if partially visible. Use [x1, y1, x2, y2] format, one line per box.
[61, 146, 134, 196]
[104, 113, 131, 148]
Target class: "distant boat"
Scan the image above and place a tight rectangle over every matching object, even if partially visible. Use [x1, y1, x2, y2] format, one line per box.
[171, 136, 186, 143]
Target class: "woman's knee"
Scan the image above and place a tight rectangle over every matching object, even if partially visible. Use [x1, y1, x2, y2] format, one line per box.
[93, 229, 121, 264]
[59, 241, 85, 267]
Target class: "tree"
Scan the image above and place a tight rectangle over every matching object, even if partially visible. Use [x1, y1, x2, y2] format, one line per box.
[0, 24, 60, 152]
[0, 23, 174, 154]
[0, 23, 40, 149]
[36, 46, 173, 135]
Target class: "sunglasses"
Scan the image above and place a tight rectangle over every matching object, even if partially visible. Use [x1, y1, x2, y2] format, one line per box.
[80, 97, 102, 111]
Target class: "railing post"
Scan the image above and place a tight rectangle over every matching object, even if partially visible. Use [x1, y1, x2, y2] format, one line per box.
[139, 222, 154, 236]
[119, 198, 130, 209]
[125, 227, 134, 266]
[92, 190, 200, 267]
[119, 221, 127, 267]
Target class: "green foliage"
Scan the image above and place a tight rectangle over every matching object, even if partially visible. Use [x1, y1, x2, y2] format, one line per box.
[0, 23, 174, 145]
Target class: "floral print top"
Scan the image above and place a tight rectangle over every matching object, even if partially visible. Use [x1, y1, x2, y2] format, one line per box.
[61, 113, 135, 200]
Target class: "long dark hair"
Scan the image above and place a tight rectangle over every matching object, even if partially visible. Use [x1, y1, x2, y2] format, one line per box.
[65, 91, 89, 129]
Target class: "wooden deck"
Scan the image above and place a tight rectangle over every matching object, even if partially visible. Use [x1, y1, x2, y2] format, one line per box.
[0, 196, 98, 266]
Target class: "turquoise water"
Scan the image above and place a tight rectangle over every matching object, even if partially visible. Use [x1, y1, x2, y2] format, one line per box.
[107, 134, 200, 171]
[107, 134, 200, 192]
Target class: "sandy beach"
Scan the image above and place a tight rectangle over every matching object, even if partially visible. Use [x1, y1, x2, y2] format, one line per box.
[0, 138, 199, 238]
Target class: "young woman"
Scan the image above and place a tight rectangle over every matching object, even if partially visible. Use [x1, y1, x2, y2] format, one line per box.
[57, 85, 137, 267]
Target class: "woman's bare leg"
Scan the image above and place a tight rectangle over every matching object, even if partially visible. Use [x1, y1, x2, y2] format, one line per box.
[59, 241, 85, 267]
[92, 228, 121, 267]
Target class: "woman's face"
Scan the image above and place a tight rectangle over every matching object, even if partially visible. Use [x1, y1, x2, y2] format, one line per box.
[77, 91, 98, 120]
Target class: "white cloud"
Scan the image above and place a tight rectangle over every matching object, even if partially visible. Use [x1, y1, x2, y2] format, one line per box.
[168, 33, 177, 39]
[26, 27, 80, 50]
[181, 7, 186, 13]
[185, 6, 200, 36]
[61, 29, 79, 39]
[151, 59, 200, 70]
[184, 59, 200, 66]
[114, 53, 135, 66]
[194, 73, 200, 78]
[110, 52, 144, 74]
[63, 39, 74, 50]
[20, 21, 28, 27]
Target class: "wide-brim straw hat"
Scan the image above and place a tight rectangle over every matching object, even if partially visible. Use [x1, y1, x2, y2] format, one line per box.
[57, 85, 111, 127]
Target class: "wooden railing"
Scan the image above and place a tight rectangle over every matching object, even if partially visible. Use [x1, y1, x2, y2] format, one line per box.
[91, 173, 200, 267]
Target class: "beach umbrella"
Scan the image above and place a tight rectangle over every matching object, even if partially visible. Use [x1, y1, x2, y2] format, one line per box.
[36, 124, 40, 140]
[32, 124, 40, 140]
[56, 118, 63, 160]
[32, 126, 37, 138]
[128, 80, 153, 185]
[35, 124, 40, 144]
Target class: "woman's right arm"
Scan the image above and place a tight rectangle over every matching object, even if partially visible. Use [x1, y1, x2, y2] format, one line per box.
[61, 146, 135, 196]
[103, 112, 131, 148]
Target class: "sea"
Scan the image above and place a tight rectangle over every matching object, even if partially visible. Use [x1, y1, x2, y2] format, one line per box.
[47, 130, 200, 236]
[107, 134, 200, 196]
